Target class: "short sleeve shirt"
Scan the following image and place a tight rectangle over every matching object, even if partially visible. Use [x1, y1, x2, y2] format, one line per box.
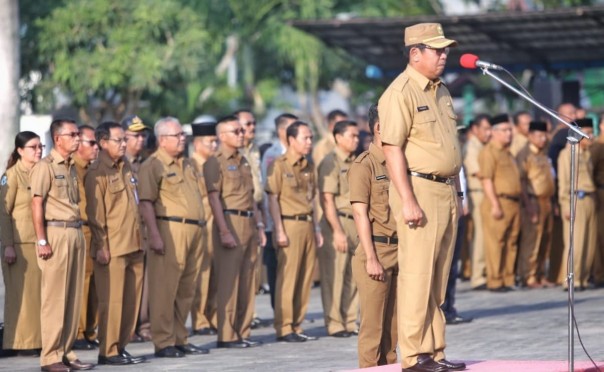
[204, 148, 255, 211]
[516, 144, 555, 198]
[558, 146, 595, 208]
[378, 65, 462, 177]
[137, 148, 205, 220]
[478, 142, 522, 197]
[348, 143, 397, 238]
[73, 154, 90, 222]
[0, 160, 36, 245]
[30, 148, 81, 221]
[265, 152, 315, 216]
[463, 135, 484, 191]
[318, 147, 355, 215]
[240, 142, 263, 204]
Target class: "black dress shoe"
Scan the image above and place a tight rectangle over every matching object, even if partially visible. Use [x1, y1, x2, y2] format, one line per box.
[349, 329, 359, 336]
[72, 339, 94, 350]
[472, 284, 487, 291]
[119, 350, 146, 364]
[98, 354, 131, 365]
[61, 356, 95, 370]
[154, 346, 185, 358]
[437, 359, 466, 371]
[330, 330, 351, 338]
[489, 286, 508, 293]
[86, 339, 100, 348]
[446, 315, 473, 325]
[276, 333, 306, 343]
[402, 355, 448, 372]
[297, 333, 318, 341]
[242, 339, 263, 347]
[216, 341, 249, 349]
[175, 343, 209, 355]
[193, 327, 218, 336]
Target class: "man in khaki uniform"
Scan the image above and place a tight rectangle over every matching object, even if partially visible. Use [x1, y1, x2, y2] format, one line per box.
[516, 121, 555, 288]
[558, 118, 597, 290]
[318, 120, 360, 338]
[138, 117, 209, 357]
[379, 23, 464, 372]
[510, 111, 531, 156]
[463, 114, 491, 290]
[30, 118, 94, 372]
[590, 116, 604, 286]
[349, 105, 398, 368]
[266, 121, 322, 343]
[204, 116, 266, 348]
[85, 122, 146, 365]
[478, 114, 522, 292]
[73, 125, 100, 351]
[189, 123, 219, 335]
[312, 109, 349, 166]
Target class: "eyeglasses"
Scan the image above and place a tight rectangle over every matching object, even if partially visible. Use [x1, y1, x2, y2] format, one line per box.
[24, 144, 45, 150]
[59, 131, 80, 138]
[108, 137, 127, 144]
[421, 44, 450, 55]
[243, 121, 256, 127]
[127, 133, 148, 139]
[81, 139, 98, 147]
[162, 132, 186, 138]
[222, 128, 245, 135]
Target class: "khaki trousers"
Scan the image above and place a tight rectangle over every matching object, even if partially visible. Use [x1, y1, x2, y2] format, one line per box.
[94, 251, 144, 357]
[517, 197, 553, 285]
[148, 221, 202, 350]
[481, 198, 520, 289]
[191, 218, 217, 330]
[1, 243, 42, 349]
[274, 219, 316, 337]
[590, 189, 604, 284]
[38, 226, 85, 366]
[469, 190, 486, 288]
[352, 242, 398, 368]
[390, 177, 457, 368]
[77, 225, 98, 341]
[562, 195, 597, 288]
[319, 216, 359, 335]
[136, 222, 151, 337]
[214, 214, 258, 342]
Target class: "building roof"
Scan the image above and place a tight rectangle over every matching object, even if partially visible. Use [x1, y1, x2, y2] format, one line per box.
[292, 6, 604, 74]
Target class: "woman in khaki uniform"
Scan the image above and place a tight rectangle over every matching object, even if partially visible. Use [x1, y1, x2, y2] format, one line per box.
[0, 131, 44, 355]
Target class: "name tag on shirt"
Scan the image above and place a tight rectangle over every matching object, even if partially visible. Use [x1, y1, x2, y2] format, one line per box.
[55, 175, 65, 179]
[227, 165, 238, 171]
[166, 172, 177, 178]
[285, 173, 294, 178]
[417, 106, 429, 112]
[376, 175, 387, 181]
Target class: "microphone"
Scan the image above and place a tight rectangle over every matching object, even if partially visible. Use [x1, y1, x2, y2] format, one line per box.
[460, 54, 504, 71]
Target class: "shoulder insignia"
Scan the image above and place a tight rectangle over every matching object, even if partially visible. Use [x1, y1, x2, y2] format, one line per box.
[0, 175, 7, 186]
[354, 151, 370, 163]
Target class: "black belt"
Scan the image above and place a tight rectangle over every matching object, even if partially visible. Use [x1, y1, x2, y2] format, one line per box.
[82, 221, 89, 226]
[372, 235, 398, 245]
[45, 220, 83, 229]
[337, 211, 354, 220]
[157, 216, 207, 227]
[498, 194, 520, 202]
[282, 214, 312, 222]
[408, 171, 455, 185]
[224, 209, 254, 218]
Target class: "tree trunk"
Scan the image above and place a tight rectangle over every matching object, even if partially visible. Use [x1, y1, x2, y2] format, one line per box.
[0, 0, 20, 173]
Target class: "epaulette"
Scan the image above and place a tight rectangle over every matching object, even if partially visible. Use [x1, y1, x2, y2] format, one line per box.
[391, 74, 410, 92]
[353, 151, 370, 164]
[88, 161, 101, 171]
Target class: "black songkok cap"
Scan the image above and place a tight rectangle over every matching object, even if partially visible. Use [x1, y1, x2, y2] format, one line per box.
[192, 122, 217, 137]
[490, 114, 510, 126]
[575, 118, 593, 128]
[529, 121, 547, 132]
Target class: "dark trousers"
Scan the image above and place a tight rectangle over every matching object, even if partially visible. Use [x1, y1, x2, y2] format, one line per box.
[442, 216, 466, 319]
[263, 231, 277, 310]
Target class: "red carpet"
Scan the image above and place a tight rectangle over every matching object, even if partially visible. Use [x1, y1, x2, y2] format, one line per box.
[343, 360, 604, 371]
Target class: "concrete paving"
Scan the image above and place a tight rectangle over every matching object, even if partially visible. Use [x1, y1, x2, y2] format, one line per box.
[1, 276, 603, 371]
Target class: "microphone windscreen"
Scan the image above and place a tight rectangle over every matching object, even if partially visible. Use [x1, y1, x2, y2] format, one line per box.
[460, 54, 479, 69]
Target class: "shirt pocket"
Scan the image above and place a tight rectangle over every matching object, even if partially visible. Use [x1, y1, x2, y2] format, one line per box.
[283, 174, 299, 191]
[371, 180, 390, 206]
[53, 177, 69, 199]
[161, 173, 184, 193]
[412, 111, 437, 143]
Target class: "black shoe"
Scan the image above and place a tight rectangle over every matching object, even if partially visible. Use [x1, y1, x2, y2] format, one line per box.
[98, 354, 131, 365]
[86, 339, 100, 348]
[175, 343, 209, 355]
[154, 346, 185, 358]
[192, 327, 217, 336]
[402, 355, 448, 372]
[250, 317, 269, 329]
[119, 350, 146, 364]
[489, 286, 508, 293]
[472, 284, 487, 291]
[276, 333, 306, 343]
[216, 341, 249, 349]
[242, 339, 263, 348]
[437, 358, 466, 371]
[349, 329, 359, 336]
[297, 333, 318, 341]
[72, 339, 94, 351]
[61, 356, 95, 370]
[330, 330, 351, 338]
[446, 315, 473, 325]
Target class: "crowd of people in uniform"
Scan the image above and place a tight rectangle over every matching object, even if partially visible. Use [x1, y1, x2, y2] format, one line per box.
[1, 22, 603, 372]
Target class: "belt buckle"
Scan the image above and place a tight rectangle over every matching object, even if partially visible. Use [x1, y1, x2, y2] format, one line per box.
[577, 191, 585, 199]
[445, 178, 454, 185]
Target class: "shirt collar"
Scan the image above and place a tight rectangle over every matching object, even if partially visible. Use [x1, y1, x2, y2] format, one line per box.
[99, 150, 123, 169]
[218, 147, 240, 160]
[155, 147, 180, 166]
[50, 148, 71, 165]
[284, 150, 307, 167]
[405, 64, 442, 92]
[334, 146, 354, 163]
[368, 143, 385, 165]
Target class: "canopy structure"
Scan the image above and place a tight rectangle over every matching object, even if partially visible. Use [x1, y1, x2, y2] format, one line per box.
[292, 6, 604, 74]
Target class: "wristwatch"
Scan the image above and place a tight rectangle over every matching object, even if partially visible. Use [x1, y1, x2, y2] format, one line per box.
[37, 239, 47, 246]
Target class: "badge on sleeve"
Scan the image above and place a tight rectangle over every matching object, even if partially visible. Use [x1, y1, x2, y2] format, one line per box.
[0, 175, 7, 186]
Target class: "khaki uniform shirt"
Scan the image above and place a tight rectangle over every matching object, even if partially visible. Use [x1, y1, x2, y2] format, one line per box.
[348, 143, 396, 238]
[30, 148, 81, 222]
[312, 136, 335, 167]
[190, 152, 212, 220]
[73, 154, 90, 223]
[558, 146, 595, 211]
[204, 148, 254, 211]
[591, 141, 604, 188]
[378, 65, 461, 177]
[0, 160, 36, 245]
[318, 147, 355, 215]
[478, 141, 522, 197]
[265, 152, 316, 216]
[240, 142, 263, 204]
[85, 151, 141, 257]
[126, 153, 145, 175]
[138, 148, 205, 221]
[464, 135, 484, 192]
[510, 132, 528, 157]
[516, 143, 555, 198]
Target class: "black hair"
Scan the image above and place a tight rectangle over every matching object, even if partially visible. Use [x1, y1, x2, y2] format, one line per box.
[50, 118, 77, 144]
[286, 121, 310, 145]
[327, 109, 348, 124]
[95, 121, 123, 145]
[332, 120, 357, 141]
[274, 113, 298, 131]
[512, 111, 530, 126]
[5, 131, 40, 170]
[216, 115, 240, 126]
[469, 114, 491, 128]
[368, 104, 378, 136]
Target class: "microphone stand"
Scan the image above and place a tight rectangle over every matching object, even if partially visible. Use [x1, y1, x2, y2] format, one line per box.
[478, 66, 590, 372]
